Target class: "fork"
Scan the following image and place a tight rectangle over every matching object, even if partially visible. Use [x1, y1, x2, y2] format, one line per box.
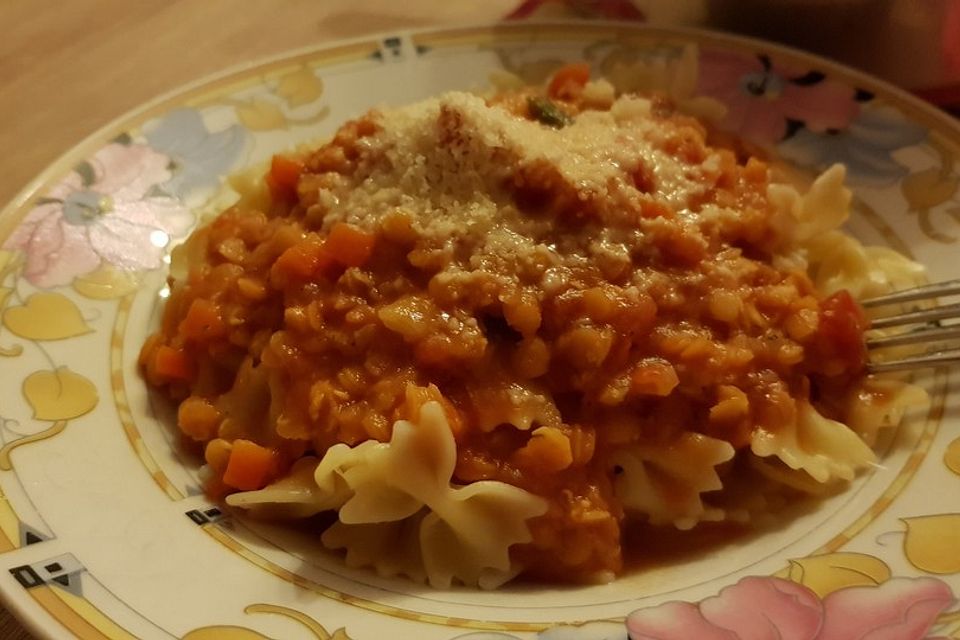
[863, 279, 960, 373]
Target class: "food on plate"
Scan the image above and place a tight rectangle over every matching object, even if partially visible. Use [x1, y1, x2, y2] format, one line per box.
[140, 64, 926, 588]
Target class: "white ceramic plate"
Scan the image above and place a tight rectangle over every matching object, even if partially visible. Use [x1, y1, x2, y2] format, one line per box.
[1, 22, 959, 640]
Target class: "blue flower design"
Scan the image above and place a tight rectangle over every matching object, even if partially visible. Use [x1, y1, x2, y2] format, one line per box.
[144, 108, 246, 197]
[776, 104, 928, 187]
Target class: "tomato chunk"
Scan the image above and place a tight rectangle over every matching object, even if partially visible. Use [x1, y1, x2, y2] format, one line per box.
[266, 154, 304, 203]
[816, 290, 868, 373]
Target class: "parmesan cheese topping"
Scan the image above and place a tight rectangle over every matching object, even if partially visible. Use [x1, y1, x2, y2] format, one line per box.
[308, 92, 726, 296]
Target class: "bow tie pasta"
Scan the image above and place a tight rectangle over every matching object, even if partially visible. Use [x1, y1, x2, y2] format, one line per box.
[142, 65, 927, 587]
[229, 400, 547, 588]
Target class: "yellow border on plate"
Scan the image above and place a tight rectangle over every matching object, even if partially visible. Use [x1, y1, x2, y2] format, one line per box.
[111, 294, 185, 501]
[0, 487, 22, 553]
[27, 585, 137, 640]
[203, 524, 553, 633]
[181, 41, 380, 111]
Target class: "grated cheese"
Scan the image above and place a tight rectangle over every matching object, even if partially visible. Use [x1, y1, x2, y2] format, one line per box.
[310, 91, 724, 297]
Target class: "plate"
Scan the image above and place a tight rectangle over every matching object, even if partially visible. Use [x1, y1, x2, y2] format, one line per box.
[1, 22, 959, 640]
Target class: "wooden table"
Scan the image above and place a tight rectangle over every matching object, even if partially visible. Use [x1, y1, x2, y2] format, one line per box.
[0, 1, 954, 637]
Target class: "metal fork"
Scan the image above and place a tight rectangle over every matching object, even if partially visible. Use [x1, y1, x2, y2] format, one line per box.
[864, 279, 960, 373]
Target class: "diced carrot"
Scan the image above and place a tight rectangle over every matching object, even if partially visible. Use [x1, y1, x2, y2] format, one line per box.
[325, 222, 375, 267]
[222, 439, 277, 491]
[547, 62, 591, 100]
[266, 154, 304, 203]
[272, 238, 335, 281]
[153, 345, 193, 381]
[178, 298, 226, 342]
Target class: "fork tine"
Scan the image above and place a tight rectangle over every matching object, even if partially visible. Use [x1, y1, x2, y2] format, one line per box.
[868, 302, 960, 329]
[861, 279, 960, 308]
[867, 324, 960, 349]
[867, 350, 960, 373]
[863, 280, 960, 371]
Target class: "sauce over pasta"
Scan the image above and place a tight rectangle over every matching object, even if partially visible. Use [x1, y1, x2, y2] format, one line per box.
[141, 66, 885, 585]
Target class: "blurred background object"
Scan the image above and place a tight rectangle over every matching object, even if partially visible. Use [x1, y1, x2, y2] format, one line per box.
[703, 0, 960, 107]
[514, 0, 960, 105]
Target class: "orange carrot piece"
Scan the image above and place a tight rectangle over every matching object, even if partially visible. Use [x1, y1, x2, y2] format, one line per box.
[273, 238, 334, 281]
[325, 222, 375, 267]
[266, 154, 304, 203]
[178, 298, 226, 342]
[548, 62, 591, 100]
[153, 345, 193, 380]
[222, 439, 277, 491]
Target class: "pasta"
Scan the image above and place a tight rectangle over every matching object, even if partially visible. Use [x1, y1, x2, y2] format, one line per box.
[749, 400, 877, 484]
[140, 64, 927, 587]
[610, 433, 733, 530]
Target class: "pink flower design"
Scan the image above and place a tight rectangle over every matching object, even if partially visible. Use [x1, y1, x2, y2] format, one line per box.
[819, 578, 955, 640]
[697, 51, 860, 147]
[5, 142, 193, 288]
[627, 576, 956, 640]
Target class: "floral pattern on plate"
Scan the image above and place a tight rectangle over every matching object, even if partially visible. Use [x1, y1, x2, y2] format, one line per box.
[143, 108, 247, 199]
[627, 576, 956, 640]
[778, 104, 929, 187]
[697, 50, 860, 147]
[4, 140, 192, 289]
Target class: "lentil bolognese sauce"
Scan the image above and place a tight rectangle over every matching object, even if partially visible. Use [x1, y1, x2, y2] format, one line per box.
[140, 64, 923, 587]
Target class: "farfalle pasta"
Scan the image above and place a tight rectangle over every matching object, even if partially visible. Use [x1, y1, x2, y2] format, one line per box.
[610, 433, 733, 530]
[141, 65, 927, 587]
[231, 400, 546, 588]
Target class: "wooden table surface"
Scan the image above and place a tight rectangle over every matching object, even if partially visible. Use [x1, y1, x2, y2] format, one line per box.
[0, 1, 954, 638]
